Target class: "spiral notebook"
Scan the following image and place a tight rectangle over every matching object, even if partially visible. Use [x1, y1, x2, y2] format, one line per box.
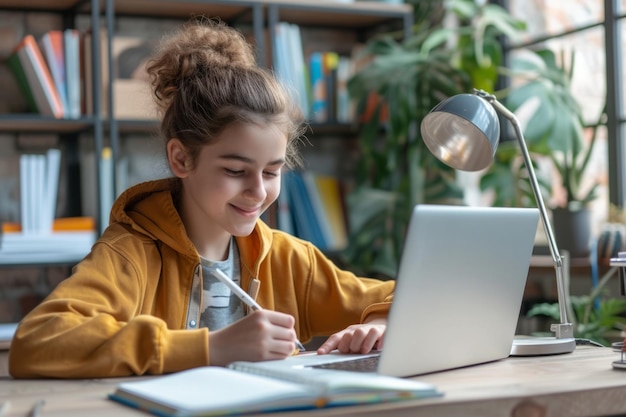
[239, 205, 540, 377]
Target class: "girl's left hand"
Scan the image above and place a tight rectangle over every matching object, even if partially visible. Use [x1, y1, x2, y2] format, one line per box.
[316, 322, 386, 355]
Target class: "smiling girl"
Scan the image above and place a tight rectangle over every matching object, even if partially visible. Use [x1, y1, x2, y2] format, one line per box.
[9, 18, 395, 378]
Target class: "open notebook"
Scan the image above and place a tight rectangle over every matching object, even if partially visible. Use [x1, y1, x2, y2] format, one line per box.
[235, 204, 540, 378]
[109, 365, 440, 416]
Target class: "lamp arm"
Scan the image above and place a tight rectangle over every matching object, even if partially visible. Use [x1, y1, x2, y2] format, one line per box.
[478, 92, 573, 337]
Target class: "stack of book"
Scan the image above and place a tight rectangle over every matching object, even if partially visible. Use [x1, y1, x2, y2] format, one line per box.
[7, 30, 81, 119]
[280, 170, 348, 252]
[272, 22, 353, 123]
[0, 149, 96, 265]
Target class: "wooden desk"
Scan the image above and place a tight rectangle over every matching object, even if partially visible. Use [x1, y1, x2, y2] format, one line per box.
[1, 346, 626, 417]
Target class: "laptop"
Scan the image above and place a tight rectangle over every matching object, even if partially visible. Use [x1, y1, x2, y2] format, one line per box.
[248, 204, 539, 377]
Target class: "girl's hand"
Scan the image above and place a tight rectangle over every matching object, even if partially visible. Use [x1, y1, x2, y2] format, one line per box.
[209, 310, 298, 366]
[317, 321, 386, 355]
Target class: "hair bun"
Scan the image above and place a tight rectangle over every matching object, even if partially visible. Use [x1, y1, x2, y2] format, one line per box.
[147, 18, 256, 112]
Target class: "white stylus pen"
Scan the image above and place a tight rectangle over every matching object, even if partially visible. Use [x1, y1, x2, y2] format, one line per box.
[213, 268, 305, 351]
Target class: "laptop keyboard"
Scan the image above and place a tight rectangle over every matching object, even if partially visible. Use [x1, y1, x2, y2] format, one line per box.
[309, 354, 380, 373]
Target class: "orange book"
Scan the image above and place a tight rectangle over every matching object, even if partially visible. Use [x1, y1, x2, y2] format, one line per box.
[2, 216, 95, 233]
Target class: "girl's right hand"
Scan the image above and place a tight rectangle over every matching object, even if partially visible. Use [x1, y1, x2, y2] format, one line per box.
[208, 310, 298, 366]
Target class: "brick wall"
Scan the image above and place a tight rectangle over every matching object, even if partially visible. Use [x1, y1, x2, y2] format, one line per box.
[0, 266, 69, 322]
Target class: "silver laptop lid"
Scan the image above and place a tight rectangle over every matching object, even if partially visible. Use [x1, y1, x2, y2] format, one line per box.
[379, 204, 539, 377]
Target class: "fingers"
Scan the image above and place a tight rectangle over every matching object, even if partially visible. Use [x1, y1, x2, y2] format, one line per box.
[317, 333, 342, 355]
[209, 310, 299, 366]
[337, 326, 379, 353]
[263, 310, 296, 332]
[317, 324, 386, 355]
[248, 311, 298, 356]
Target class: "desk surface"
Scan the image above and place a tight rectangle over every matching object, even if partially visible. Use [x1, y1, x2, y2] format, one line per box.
[1, 346, 626, 417]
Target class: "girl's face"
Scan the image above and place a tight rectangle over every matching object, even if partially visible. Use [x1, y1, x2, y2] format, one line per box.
[171, 122, 287, 248]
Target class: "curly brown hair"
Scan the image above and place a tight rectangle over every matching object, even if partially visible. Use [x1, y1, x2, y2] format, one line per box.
[146, 18, 305, 170]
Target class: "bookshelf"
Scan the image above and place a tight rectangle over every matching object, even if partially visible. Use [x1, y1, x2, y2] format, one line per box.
[0, 0, 104, 265]
[0, 0, 412, 330]
[101, 0, 413, 229]
[0, 1, 412, 256]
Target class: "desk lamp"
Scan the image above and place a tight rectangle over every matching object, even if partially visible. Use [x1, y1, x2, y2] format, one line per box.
[420, 89, 576, 356]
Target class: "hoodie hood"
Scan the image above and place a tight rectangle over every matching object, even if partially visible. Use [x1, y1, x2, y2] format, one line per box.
[110, 178, 273, 267]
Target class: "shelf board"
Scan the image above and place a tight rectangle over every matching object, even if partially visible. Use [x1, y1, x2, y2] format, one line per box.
[0, 252, 87, 267]
[267, 0, 412, 28]
[0, 115, 97, 134]
[112, 119, 357, 137]
[0, 0, 412, 25]
[307, 122, 357, 136]
[110, 0, 410, 28]
[112, 0, 258, 20]
[115, 119, 160, 134]
[0, 0, 89, 12]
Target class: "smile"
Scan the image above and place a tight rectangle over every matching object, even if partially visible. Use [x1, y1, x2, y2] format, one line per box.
[232, 204, 261, 216]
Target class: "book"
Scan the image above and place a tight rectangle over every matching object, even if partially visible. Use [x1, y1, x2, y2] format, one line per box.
[18, 149, 62, 235]
[335, 55, 353, 123]
[64, 28, 82, 119]
[284, 170, 328, 249]
[7, 34, 64, 118]
[109, 364, 440, 417]
[100, 147, 114, 228]
[277, 171, 294, 234]
[40, 30, 69, 116]
[302, 171, 334, 249]
[272, 23, 309, 119]
[42, 148, 62, 232]
[323, 52, 339, 122]
[0, 217, 96, 265]
[0, 230, 96, 253]
[313, 174, 349, 249]
[1, 216, 96, 233]
[309, 51, 327, 122]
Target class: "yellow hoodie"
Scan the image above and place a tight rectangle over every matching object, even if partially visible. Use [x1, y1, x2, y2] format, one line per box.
[9, 178, 394, 378]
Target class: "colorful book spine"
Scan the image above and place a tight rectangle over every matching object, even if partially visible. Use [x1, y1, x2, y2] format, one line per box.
[313, 174, 348, 250]
[64, 29, 81, 119]
[309, 52, 327, 122]
[323, 52, 339, 122]
[284, 170, 327, 249]
[8, 34, 64, 118]
[41, 30, 69, 116]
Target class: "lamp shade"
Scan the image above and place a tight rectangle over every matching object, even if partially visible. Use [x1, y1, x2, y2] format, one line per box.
[421, 93, 500, 171]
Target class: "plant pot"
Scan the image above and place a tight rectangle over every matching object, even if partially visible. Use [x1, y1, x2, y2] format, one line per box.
[551, 207, 592, 258]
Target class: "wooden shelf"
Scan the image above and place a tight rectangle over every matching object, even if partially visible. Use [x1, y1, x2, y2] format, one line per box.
[0, 115, 96, 134]
[111, 0, 258, 20]
[113, 119, 358, 136]
[0, 0, 86, 11]
[266, 0, 412, 28]
[109, 0, 411, 28]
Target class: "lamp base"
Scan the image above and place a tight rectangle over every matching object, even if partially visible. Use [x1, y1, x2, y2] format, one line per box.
[510, 336, 576, 356]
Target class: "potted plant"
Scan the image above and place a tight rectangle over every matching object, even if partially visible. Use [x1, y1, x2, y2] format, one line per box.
[526, 266, 626, 346]
[343, 0, 525, 277]
[499, 49, 604, 257]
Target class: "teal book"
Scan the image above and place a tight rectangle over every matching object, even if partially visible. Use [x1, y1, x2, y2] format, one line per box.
[284, 170, 327, 249]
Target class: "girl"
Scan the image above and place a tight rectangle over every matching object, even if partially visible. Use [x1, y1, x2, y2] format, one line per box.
[9, 18, 394, 378]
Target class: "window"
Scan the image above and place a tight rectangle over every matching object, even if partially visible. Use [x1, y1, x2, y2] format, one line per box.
[507, 0, 625, 230]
